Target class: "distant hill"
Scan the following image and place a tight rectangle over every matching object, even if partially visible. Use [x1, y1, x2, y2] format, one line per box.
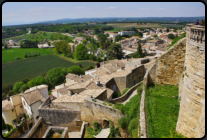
[2, 16, 205, 26]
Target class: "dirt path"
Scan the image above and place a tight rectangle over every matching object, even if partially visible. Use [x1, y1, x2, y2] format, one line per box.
[121, 88, 137, 105]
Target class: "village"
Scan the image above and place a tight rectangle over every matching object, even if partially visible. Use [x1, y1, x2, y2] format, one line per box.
[2, 2, 205, 139]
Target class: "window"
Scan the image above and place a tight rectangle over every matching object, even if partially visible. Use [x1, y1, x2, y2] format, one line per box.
[20, 105, 23, 108]
[12, 109, 14, 112]
[12, 119, 16, 125]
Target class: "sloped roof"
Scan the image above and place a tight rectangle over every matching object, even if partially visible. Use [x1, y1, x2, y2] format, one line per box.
[22, 90, 44, 105]
[2, 99, 14, 111]
[68, 80, 93, 90]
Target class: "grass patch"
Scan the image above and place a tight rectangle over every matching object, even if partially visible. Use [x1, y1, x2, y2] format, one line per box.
[2, 48, 54, 62]
[2, 54, 95, 87]
[84, 126, 98, 138]
[114, 84, 143, 138]
[145, 84, 185, 138]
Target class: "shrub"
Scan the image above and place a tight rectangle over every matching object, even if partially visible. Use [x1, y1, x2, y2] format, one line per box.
[137, 83, 143, 94]
[93, 121, 101, 132]
[102, 102, 107, 105]
[92, 99, 97, 102]
[108, 103, 113, 106]
[15, 57, 20, 60]
[128, 118, 138, 137]
[118, 116, 128, 129]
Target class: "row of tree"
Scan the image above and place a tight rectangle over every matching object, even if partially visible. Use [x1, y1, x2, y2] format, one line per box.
[2, 66, 85, 100]
[20, 40, 38, 48]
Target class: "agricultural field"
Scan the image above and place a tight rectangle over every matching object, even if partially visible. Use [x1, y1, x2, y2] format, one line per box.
[160, 24, 184, 28]
[2, 48, 55, 62]
[106, 23, 163, 29]
[2, 33, 32, 42]
[2, 32, 74, 43]
[104, 29, 121, 32]
[2, 54, 96, 87]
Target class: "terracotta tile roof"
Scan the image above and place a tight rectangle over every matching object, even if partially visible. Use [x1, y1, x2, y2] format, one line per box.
[24, 85, 48, 93]
[22, 90, 44, 105]
[2, 99, 14, 111]
[52, 89, 106, 103]
[146, 40, 157, 43]
[142, 45, 150, 49]
[75, 75, 93, 83]
[68, 80, 93, 90]
[109, 59, 125, 69]
[101, 63, 117, 73]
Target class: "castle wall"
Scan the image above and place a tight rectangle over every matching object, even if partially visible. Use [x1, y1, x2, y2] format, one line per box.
[155, 37, 186, 85]
[176, 25, 205, 138]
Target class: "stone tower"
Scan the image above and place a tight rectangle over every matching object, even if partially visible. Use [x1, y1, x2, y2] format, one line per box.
[176, 24, 205, 138]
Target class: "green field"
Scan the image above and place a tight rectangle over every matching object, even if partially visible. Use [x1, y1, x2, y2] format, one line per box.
[2, 34, 33, 42]
[160, 24, 184, 28]
[104, 29, 121, 32]
[2, 48, 55, 62]
[2, 54, 96, 87]
[2, 32, 74, 42]
[107, 23, 163, 29]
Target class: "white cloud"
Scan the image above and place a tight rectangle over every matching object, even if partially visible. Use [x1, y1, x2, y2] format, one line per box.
[139, 8, 150, 11]
[158, 8, 165, 10]
[29, 7, 65, 12]
[2, 13, 19, 17]
[105, 7, 117, 9]
[74, 7, 85, 9]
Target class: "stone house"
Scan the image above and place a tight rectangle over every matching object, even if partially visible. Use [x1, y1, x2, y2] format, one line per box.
[146, 39, 157, 47]
[108, 32, 119, 38]
[118, 31, 135, 36]
[68, 42, 77, 53]
[21, 85, 48, 123]
[73, 37, 86, 45]
[2, 94, 25, 127]
[156, 44, 168, 55]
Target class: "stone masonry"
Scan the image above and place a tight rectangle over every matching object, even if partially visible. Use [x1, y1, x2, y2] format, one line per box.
[176, 24, 205, 138]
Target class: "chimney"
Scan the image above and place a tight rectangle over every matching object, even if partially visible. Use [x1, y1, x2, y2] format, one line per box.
[80, 75, 82, 78]
[7, 96, 10, 101]
[63, 83, 65, 87]
[116, 63, 118, 68]
[96, 76, 99, 80]
[67, 89, 72, 96]
[96, 81, 100, 86]
[91, 78, 93, 82]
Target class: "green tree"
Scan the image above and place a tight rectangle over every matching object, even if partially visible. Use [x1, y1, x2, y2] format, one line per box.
[114, 35, 122, 42]
[106, 43, 124, 60]
[94, 28, 100, 35]
[153, 34, 158, 38]
[47, 41, 51, 46]
[68, 65, 85, 75]
[134, 42, 145, 58]
[13, 81, 25, 93]
[88, 43, 98, 55]
[2, 117, 6, 129]
[47, 67, 65, 86]
[82, 40, 87, 45]
[24, 52, 27, 58]
[168, 34, 174, 39]
[73, 44, 87, 60]
[27, 76, 48, 88]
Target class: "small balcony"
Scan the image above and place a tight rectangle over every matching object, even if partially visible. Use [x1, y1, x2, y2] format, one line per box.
[187, 24, 205, 44]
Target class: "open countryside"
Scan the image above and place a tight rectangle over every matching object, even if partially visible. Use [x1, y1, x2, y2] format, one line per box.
[107, 23, 163, 29]
[2, 54, 95, 87]
[2, 48, 54, 62]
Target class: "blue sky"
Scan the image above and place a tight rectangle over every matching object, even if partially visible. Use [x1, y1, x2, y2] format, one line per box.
[2, 2, 205, 24]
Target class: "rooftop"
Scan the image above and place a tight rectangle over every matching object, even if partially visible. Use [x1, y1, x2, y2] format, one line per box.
[22, 90, 44, 105]
[2, 99, 14, 111]
[24, 85, 48, 93]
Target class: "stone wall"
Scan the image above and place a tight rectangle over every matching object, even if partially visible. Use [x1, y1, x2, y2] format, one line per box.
[126, 65, 145, 88]
[38, 104, 81, 132]
[53, 97, 130, 137]
[176, 25, 205, 138]
[155, 37, 186, 85]
[109, 81, 143, 104]
[25, 117, 49, 138]
[96, 90, 107, 101]
[139, 62, 156, 138]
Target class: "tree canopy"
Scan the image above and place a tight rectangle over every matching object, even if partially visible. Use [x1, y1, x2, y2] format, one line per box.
[134, 42, 145, 58]
[73, 44, 88, 60]
[106, 43, 124, 60]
